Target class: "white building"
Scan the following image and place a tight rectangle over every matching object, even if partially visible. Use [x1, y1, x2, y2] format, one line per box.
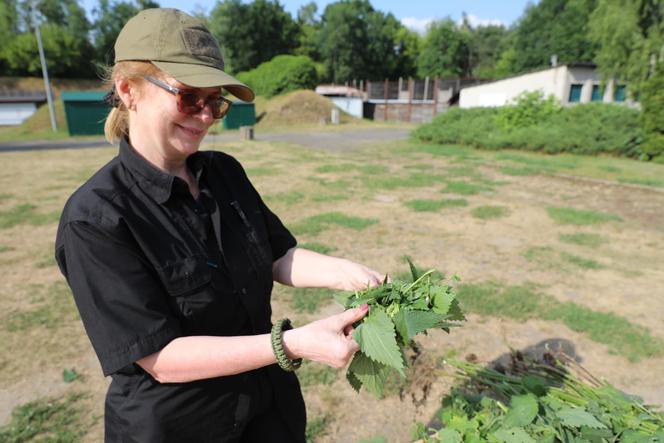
[0, 92, 47, 125]
[459, 63, 631, 108]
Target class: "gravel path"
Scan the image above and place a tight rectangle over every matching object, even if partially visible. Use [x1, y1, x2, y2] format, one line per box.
[0, 127, 411, 153]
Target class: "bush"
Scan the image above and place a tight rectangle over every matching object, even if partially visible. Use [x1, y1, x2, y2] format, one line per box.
[495, 91, 561, 129]
[236, 55, 318, 98]
[640, 67, 664, 160]
[412, 100, 645, 159]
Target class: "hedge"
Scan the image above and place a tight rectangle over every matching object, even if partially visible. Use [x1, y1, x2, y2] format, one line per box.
[413, 96, 646, 159]
[236, 55, 318, 98]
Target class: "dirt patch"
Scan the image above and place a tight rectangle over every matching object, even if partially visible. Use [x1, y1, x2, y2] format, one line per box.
[1, 137, 663, 441]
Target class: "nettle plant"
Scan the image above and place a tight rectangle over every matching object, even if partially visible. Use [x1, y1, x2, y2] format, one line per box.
[339, 261, 465, 397]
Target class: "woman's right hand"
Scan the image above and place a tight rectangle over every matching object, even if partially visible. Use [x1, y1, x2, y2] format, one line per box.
[282, 304, 369, 369]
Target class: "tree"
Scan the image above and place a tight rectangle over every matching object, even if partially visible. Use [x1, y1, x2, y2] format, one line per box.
[417, 18, 471, 78]
[589, 0, 664, 96]
[294, 2, 320, 61]
[3, 0, 96, 77]
[508, 0, 598, 74]
[317, 0, 411, 82]
[4, 22, 95, 77]
[208, 0, 300, 74]
[0, 0, 20, 73]
[467, 23, 512, 78]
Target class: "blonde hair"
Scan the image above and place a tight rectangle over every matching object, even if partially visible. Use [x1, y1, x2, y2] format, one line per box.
[102, 61, 160, 144]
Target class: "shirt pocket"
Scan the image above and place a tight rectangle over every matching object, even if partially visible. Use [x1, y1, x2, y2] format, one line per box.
[156, 255, 212, 297]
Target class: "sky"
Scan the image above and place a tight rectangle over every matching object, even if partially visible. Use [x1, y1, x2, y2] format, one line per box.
[79, 0, 536, 33]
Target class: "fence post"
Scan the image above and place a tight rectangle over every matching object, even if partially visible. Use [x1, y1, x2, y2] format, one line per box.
[384, 78, 389, 121]
[407, 78, 413, 123]
[433, 78, 439, 117]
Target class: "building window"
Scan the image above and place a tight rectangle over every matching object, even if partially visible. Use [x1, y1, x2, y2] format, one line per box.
[614, 85, 626, 102]
[591, 85, 603, 101]
[568, 84, 583, 102]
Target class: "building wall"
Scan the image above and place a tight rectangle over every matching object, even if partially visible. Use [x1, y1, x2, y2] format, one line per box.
[0, 102, 38, 125]
[459, 66, 569, 108]
[329, 97, 364, 119]
[459, 65, 634, 108]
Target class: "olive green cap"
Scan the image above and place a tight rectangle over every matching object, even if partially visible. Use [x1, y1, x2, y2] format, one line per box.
[114, 8, 254, 102]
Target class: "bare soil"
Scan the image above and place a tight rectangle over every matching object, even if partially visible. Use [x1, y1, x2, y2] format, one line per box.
[1, 135, 663, 442]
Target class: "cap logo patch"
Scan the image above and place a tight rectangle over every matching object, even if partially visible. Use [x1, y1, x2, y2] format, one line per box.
[181, 27, 224, 69]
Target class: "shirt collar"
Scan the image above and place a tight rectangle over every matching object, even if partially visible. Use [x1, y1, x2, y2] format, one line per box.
[119, 138, 207, 204]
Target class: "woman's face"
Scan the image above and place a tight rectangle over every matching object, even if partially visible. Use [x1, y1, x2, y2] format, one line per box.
[128, 74, 220, 164]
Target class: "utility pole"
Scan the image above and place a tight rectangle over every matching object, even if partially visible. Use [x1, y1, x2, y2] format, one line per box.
[34, 11, 57, 132]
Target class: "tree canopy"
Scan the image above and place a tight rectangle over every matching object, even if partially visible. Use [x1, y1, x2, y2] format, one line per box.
[208, 0, 300, 74]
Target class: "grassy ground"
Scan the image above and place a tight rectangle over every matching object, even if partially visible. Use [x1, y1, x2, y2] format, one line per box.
[1, 133, 664, 442]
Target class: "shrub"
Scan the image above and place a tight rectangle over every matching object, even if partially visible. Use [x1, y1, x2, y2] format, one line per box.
[413, 100, 645, 159]
[236, 55, 318, 98]
[640, 67, 664, 160]
[495, 91, 561, 129]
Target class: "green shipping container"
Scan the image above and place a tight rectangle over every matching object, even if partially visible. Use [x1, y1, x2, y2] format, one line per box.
[222, 101, 256, 130]
[61, 91, 110, 136]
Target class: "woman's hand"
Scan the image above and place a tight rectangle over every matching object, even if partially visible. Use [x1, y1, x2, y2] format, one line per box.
[283, 304, 369, 369]
[273, 247, 387, 291]
[332, 258, 386, 291]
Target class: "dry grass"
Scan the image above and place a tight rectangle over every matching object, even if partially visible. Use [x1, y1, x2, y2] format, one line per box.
[2, 136, 664, 441]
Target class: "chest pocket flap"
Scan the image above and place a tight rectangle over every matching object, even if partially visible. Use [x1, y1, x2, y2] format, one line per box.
[156, 255, 211, 296]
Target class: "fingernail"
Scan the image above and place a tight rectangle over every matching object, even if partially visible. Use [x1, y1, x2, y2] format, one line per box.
[360, 304, 369, 311]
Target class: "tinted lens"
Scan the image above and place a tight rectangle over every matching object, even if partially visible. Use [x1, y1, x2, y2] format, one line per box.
[177, 93, 203, 115]
[177, 93, 231, 119]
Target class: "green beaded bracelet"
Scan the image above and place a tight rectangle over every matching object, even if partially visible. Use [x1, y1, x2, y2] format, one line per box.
[271, 318, 302, 372]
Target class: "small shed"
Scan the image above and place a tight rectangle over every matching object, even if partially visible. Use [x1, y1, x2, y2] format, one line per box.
[61, 91, 110, 136]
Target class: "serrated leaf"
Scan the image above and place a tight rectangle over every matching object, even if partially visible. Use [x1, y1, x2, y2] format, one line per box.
[437, 429, 462, 443]
[393, 309, 447, 343]
[347, 352, 391, 398]
[492, 427, 536, 443]
[446, 299, 466, 321]
[346, 359, 362, 393]
[432, 287, 454, 314]
[503, 394, 539, 428]
[407, 257, 420, 281]
[556, 407, 607, 429]
[353, 307, 404, 373]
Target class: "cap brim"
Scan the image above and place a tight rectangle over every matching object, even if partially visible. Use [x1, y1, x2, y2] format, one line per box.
[153, 61, 255, 102]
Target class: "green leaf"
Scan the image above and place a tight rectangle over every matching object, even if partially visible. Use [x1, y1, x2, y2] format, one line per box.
[346, 360, 362, 393]
[620, 430, 659, 443]
[556, 407, 607, 429]
[347, 352, 391, 398]
[491, 427, 536, 443]
[446, 299, 466, 321]
[407, 257, 421, 282]
[62, 368, 78, 383]
[437, 429, 462, 442]
[353, 307, 404, 372]
[503, 394, 539, 427]
[432, 287, 454, 314]
[393, 309, 447, 343]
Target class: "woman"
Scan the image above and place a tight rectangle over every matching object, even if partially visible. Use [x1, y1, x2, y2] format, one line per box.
[55, 8, 384, 443]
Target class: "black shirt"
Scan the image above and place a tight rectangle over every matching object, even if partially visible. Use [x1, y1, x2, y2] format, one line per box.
[55, 138, 305, 442]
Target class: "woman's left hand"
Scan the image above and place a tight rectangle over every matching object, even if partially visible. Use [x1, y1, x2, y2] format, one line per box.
[333, 258, 386, 291]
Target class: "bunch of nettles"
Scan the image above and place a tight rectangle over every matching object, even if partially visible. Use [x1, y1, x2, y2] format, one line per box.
[340, 262, 465, 397]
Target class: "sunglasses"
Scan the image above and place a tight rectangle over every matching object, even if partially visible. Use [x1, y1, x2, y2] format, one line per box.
[144, 76, 232, 119]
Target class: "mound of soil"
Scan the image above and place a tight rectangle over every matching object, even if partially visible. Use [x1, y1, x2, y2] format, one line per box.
[256, 89, 356, 127]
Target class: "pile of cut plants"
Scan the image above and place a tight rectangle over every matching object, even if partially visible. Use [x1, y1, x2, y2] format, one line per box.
[338, 261, 466, 398]
[414, 352, 664, 442]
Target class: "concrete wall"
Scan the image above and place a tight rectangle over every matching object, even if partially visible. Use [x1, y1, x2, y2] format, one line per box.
[460, 66, 569, 108]
[329, 97, 364, 119]
[458, 65, 632, 108]
[0, 102, 38, 125]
